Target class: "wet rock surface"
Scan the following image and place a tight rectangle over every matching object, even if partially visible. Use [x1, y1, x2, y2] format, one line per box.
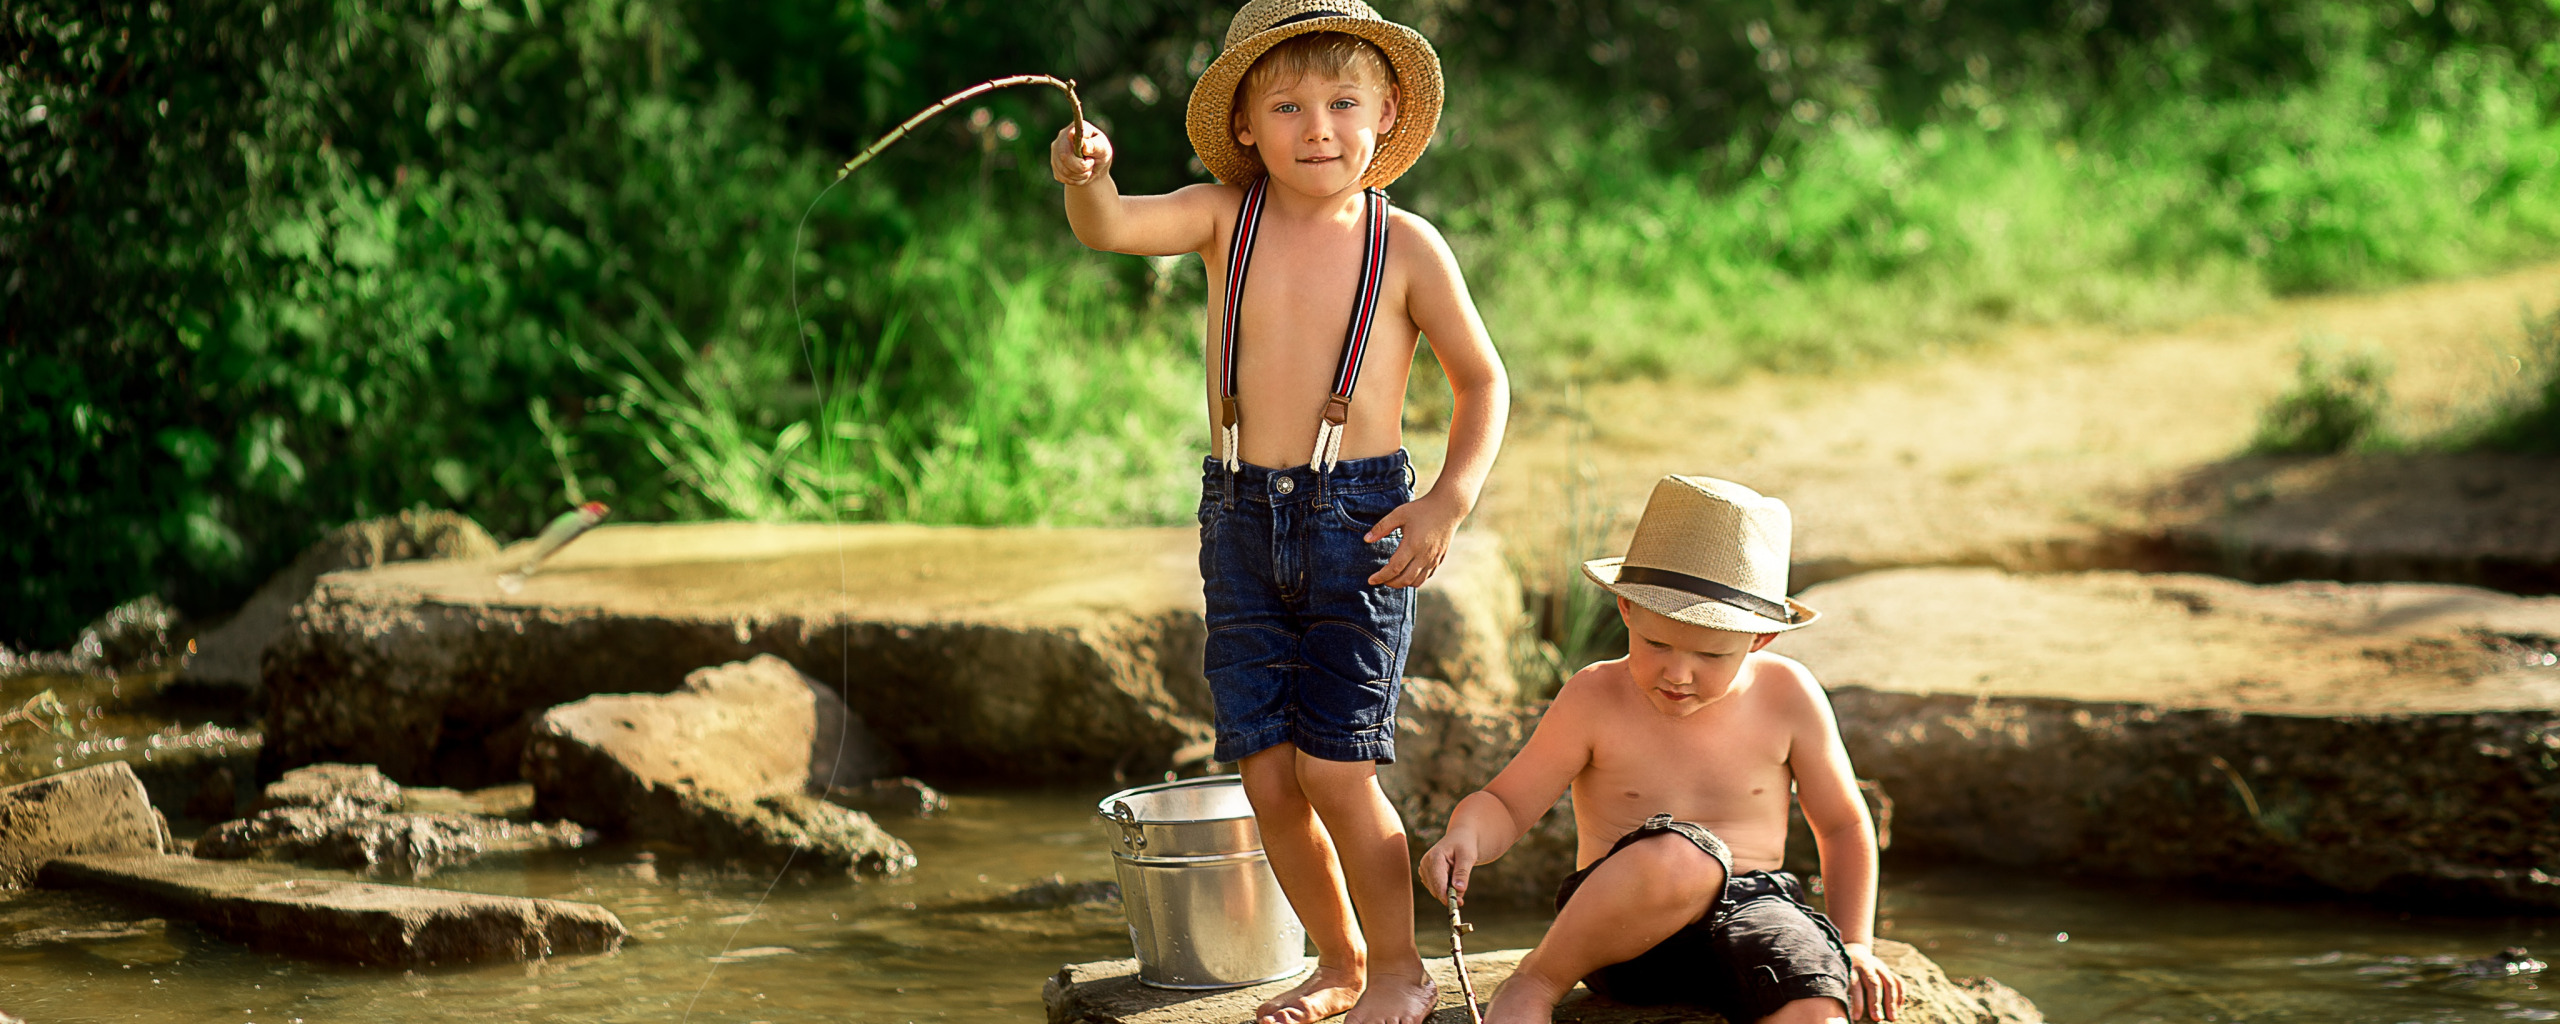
[1045, 941, 2041, 1024]
[0, 761, 170, 888]
[826, 776, 951, 818]
[1780, 568, 2560, 908]
[194, 764, 585, 877]
[263, 522, 1519, 786]
[524, 656, 914, 875]
[0, 597, 185, 680]
[40, 853, 626, 967]
[179, 509, 497, 694]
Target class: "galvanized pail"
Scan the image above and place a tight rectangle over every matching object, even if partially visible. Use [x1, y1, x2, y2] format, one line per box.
[1099, 775, 1307, 989]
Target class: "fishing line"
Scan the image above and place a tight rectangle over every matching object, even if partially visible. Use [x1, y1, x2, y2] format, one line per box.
[678, 73, 1085, 1022]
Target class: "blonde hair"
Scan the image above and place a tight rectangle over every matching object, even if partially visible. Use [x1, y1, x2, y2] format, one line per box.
[1230, 32, 1398, 147]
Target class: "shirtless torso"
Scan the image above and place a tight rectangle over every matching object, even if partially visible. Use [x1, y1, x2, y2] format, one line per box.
[1491, 649, 1851, 874]
[1559, 653, 1812, 872]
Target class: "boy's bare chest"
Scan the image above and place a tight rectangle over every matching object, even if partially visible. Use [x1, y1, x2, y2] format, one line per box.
[1574, 699, 1796, 848]
[1208, 228, 1414, 367]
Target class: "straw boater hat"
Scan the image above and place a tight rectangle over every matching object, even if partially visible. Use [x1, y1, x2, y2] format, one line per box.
[1583, 476, 1820, 634]
[1185, 0, 1444, 189]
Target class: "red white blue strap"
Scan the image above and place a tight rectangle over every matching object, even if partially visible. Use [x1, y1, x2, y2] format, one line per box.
[1217, 181, 1392, 473]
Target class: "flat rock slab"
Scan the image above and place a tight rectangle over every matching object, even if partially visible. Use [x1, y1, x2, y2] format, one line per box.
[1780, 568, 2560, 906]
[265, 523, 1519, 786]
[39, 853, 626, 967]
[1045, 942, 2041, 1024]
[0, 761, 169, 888]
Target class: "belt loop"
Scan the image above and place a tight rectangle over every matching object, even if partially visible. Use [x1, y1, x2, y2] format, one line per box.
[1223, 459, 1235, 509]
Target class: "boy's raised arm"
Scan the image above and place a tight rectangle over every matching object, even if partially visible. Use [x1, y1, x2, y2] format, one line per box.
[1788, 665, 1906, 1022]
[1051, 122, 1220, 257]
[1418, 672, 1589, 903]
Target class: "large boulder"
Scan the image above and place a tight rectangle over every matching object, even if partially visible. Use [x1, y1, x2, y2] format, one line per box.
[262, 522, 1522, 787]
[0, 761, 170, 888]
[1779, 567, 2560, 907]
[193, 763, 585, 877]
[1046, 942, 2042, 1024]
[181, 508, 497, 693]
[523, 655, 913, 875]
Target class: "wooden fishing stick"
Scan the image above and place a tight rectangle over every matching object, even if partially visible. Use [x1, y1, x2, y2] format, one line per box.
[835, 74, 1085, 181]
[1447, 872, 1484, 1024]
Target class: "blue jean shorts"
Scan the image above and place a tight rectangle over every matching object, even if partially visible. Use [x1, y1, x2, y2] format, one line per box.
[1198, 450, 1417, 764]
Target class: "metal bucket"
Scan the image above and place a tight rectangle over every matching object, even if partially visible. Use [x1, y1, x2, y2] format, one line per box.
[1099, 775, 1307, 989]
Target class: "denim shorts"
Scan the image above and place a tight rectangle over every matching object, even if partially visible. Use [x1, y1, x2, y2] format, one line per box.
[1555, 815, 1852, 1022]
[1198, 450, 1417, 764]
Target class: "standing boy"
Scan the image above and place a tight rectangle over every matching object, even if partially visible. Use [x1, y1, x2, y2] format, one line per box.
[1418, 477, 1904, 1024]
[1050, 4, 1507, 1024]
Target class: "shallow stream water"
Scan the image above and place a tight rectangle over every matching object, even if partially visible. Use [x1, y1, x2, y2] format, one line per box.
[3, 787, 2557, 1024]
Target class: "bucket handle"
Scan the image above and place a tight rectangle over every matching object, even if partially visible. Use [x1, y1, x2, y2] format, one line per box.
[1105, 800, 1147, 851]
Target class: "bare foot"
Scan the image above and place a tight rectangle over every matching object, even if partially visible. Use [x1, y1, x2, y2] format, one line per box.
[1344, 965, 1439, 1024]
[1480, 968, 1569, 1024]
[1258, 962, 1367, 1024]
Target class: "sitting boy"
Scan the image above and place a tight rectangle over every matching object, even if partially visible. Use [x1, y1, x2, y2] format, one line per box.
[1050, 3, 1508, 1024]
[1418, 476, 1904, 1024]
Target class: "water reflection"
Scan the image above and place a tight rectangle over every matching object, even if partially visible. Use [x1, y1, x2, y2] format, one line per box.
[4, 791, 2557, 1023]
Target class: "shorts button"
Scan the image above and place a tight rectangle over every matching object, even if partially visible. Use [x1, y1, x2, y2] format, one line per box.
[1274, 477, 1295, 495]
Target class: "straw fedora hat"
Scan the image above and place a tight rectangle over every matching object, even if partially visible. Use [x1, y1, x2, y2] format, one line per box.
[1185, 0, 1443, 190]
[1583, 476, 1820, 634]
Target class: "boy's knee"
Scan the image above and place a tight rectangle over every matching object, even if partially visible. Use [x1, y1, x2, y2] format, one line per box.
[1607, 832, 1727, 900]
[1754, 996, 1848, 1024]
[1239, 744, 1308, 809]
[1292, 751, 1379, 788]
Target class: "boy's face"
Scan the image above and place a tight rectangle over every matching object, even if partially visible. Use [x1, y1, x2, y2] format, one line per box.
[1234, 69, 1398, 198]
[1617, 597, 1777, 719]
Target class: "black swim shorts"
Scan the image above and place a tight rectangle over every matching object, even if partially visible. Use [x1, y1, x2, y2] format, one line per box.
[1555, 814, 1853, 1023]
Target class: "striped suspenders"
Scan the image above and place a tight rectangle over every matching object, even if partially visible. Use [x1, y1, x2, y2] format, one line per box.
[1217, 177, 1393, 474]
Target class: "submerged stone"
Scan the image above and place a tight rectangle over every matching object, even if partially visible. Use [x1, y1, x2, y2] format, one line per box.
[194, 763, 584, 877]
[1044, 943, 2041, 1024]
[825, 776, 950, 818]
[1779, 568, 2560, 908]
[262, 522, 1518, 786]
[523, 656, 913, 875]
[0, 761, 170, 889]
[40, 853, 625, 967]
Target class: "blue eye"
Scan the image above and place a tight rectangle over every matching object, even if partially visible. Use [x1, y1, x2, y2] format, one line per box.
[1276, 102, 1300, 113]
[1332, 99, 1355, 109]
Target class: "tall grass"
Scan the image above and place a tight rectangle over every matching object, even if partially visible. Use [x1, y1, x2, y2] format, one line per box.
[585, 195, 1203, 527]
[1414, 55, 2560, 395]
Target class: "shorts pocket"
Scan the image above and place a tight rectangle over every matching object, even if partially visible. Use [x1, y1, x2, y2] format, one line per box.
[1328, 488, 1406, 534]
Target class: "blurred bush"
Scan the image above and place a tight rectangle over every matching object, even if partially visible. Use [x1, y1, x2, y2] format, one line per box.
[5, 0, 2559, 645]
[2251, 341, 2395, 455]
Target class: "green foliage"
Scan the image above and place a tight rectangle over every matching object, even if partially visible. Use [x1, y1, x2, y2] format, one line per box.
[2252, 341, 2396, 455]
[7, 0, 2560, 645]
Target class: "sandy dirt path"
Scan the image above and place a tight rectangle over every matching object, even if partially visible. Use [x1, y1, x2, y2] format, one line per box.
[1445, 261, 2560, 592]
